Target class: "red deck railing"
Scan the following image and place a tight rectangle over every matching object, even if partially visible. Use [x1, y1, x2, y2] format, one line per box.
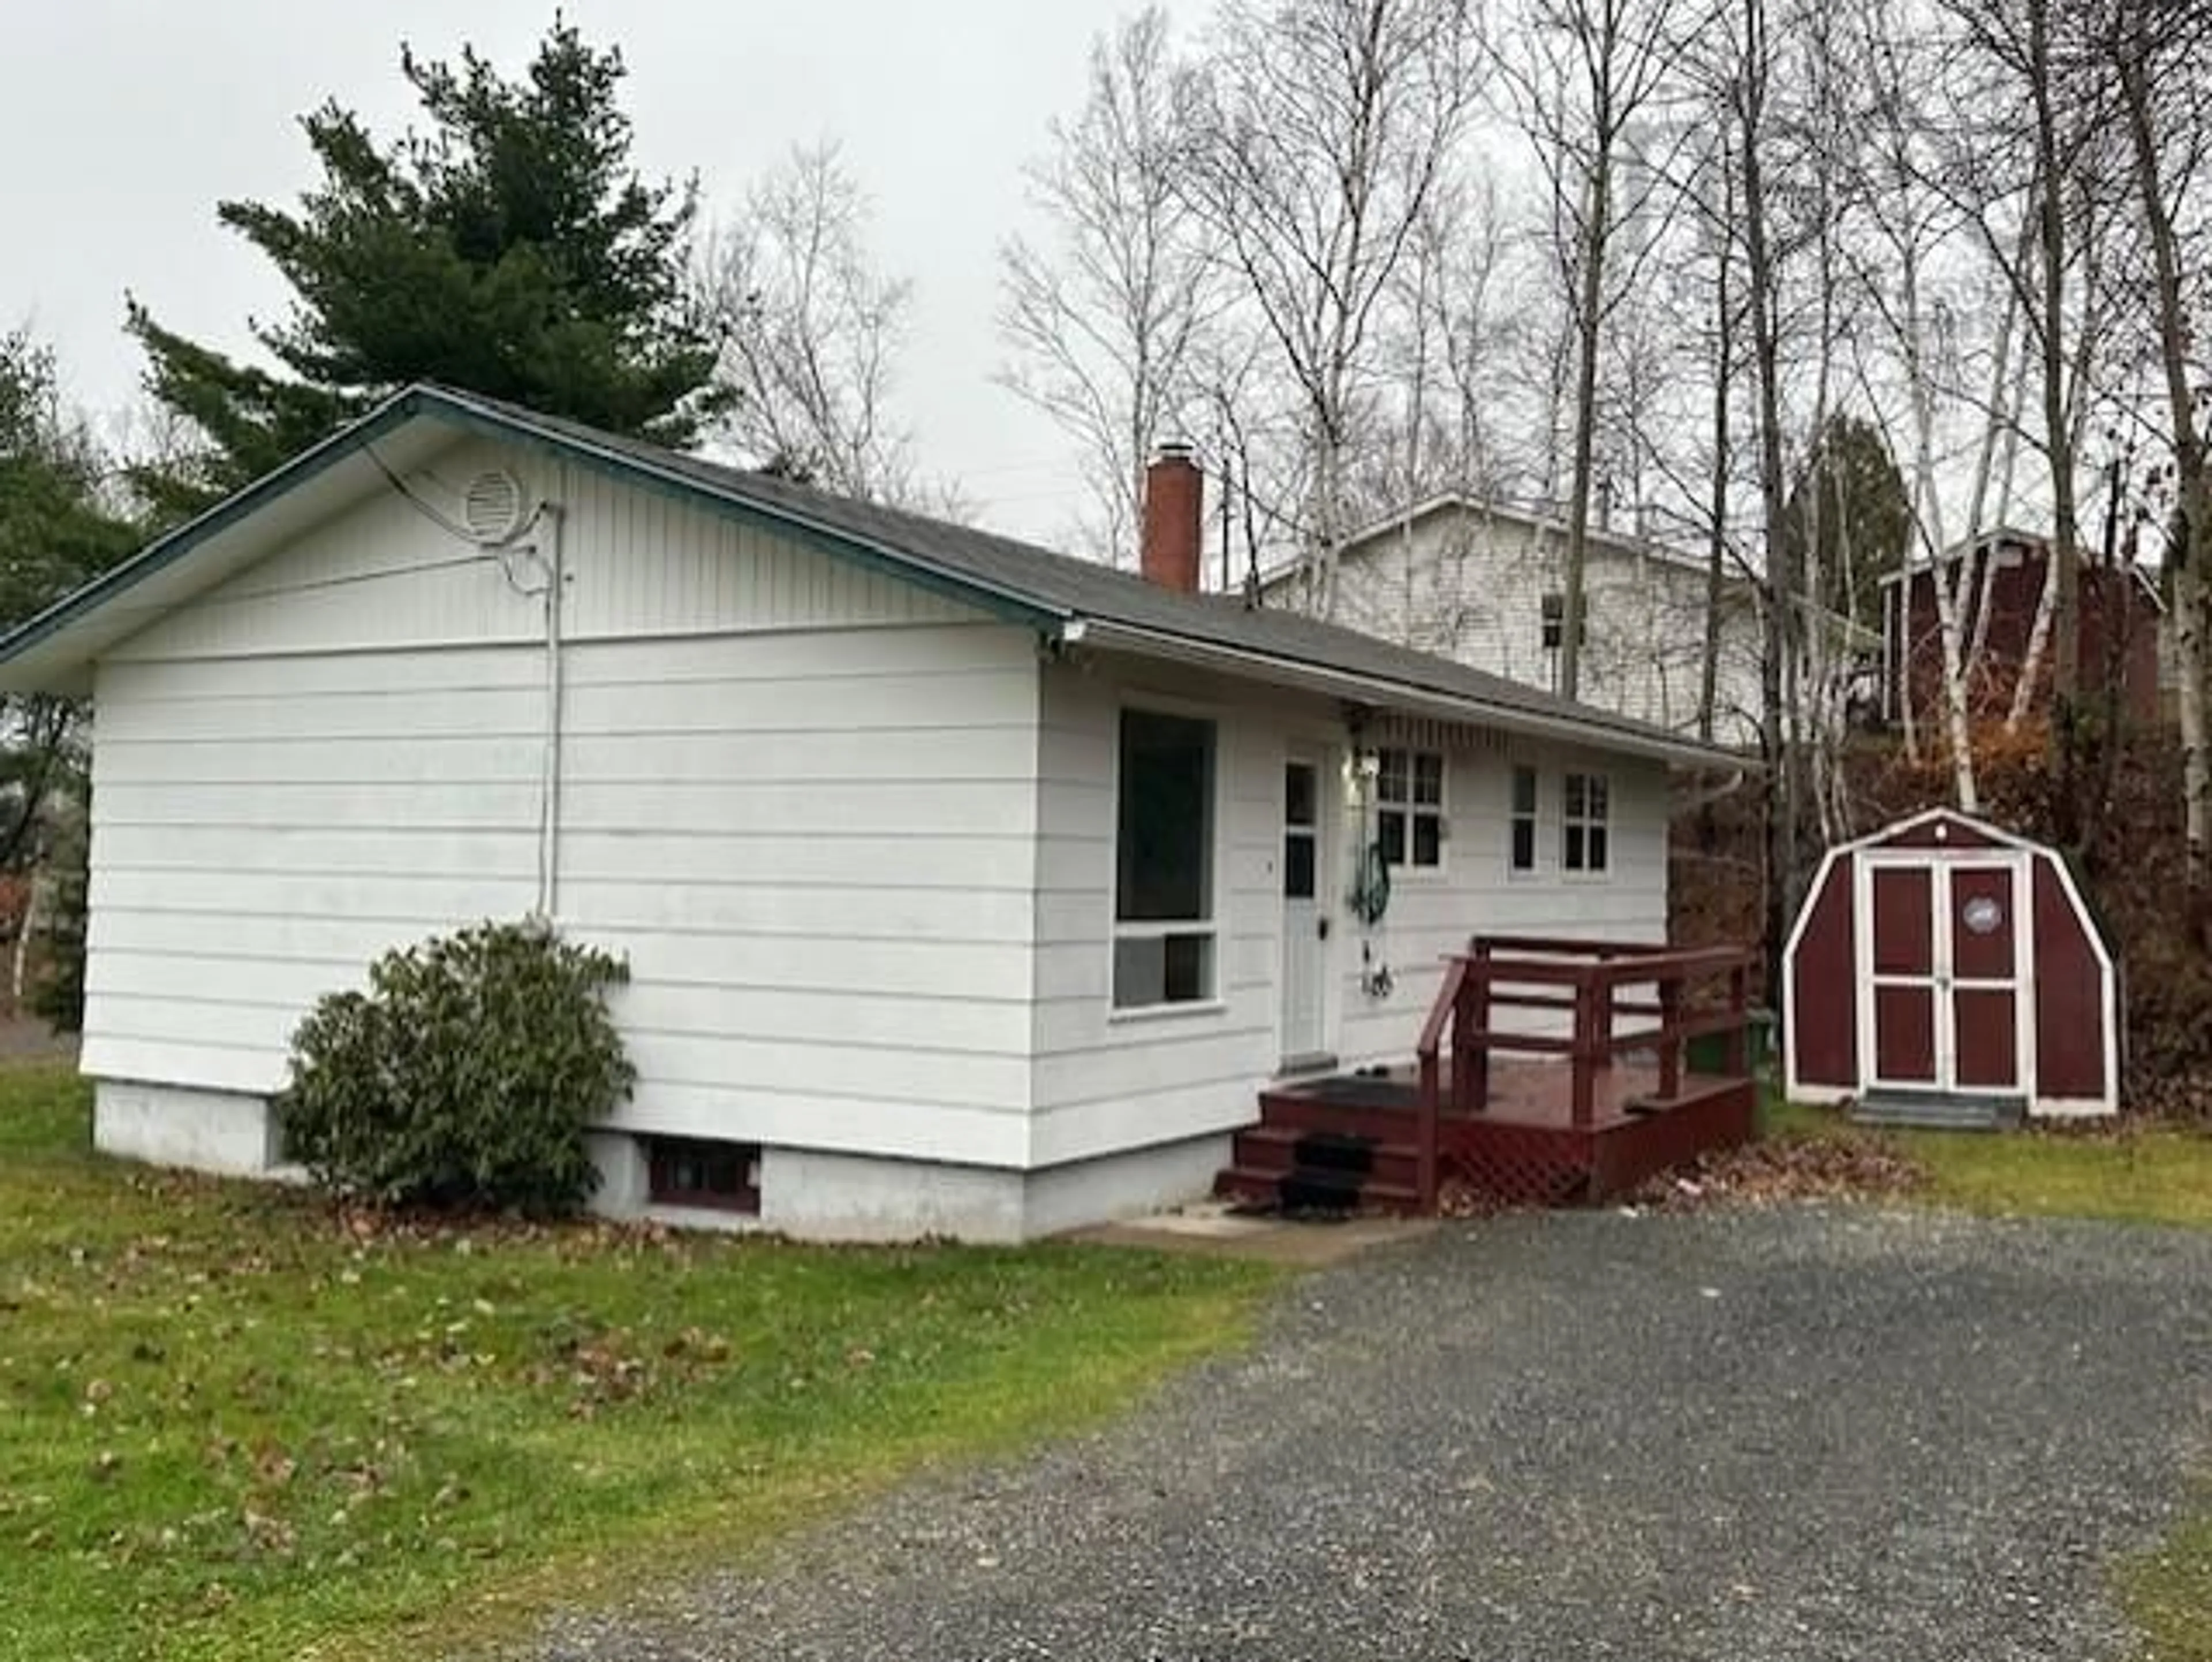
[1411, 936, 1757, 1208]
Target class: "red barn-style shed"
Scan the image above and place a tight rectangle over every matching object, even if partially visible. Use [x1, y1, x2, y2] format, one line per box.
[1878, 530, 2164, 728]
[1784, 809, 2119, 1118]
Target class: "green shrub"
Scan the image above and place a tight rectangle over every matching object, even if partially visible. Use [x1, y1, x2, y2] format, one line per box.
[282, 919, 634, 1215]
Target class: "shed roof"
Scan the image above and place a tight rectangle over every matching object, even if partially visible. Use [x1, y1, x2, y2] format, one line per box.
[1878, 528, 2166, 613]
[0, 384, 1744, 769]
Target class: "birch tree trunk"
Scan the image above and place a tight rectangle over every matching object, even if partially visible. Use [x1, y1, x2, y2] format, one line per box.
[2023, 0, 2088, 841]
[1964, 229, 2028, 715]
[1736, 0, 1799, 997]
[1897, 234, 1980, 812]
[2010, 234, 2108, 733]
[1698, 167, 1734, 744]
[2006, 545, 2062, 730]
[2111, 2, 2212, 894]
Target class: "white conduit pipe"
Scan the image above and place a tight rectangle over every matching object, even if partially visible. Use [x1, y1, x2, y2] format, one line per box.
[535, 503, 567, 919]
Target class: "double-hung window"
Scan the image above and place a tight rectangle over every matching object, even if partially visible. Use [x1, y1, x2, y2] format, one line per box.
[1376, 747, 1444, 871]
[1540, 592, 1588, 652]
[1113, 708, 1218, 1008]
[1509, 765, 1539, 874]
[1562, 771, 1610, 874]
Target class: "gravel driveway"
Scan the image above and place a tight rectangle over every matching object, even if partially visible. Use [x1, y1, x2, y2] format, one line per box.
[531, 1206, 2212, 1661]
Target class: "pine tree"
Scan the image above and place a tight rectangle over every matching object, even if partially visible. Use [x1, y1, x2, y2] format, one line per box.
[0, 332, 137, 1030]
[1777, 413, 1914, 625]
[0, 332, 134, 631]
[129, 17, 722, 519]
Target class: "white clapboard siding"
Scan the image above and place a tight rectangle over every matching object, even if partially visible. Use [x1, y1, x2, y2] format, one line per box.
[1301, 508, 1765, 744]
[560, 627, 1041, 1160]
[1025, 646, 1676, 1160]
[105, 437, 976, 665]
[1332, 739, 1672, 1067]
[1026, 657, 1312, 1166]
[87, 465, 1047, 1166]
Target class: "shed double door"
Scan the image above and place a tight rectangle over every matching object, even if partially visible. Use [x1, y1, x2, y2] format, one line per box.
[1864, 856, 2027, 1094]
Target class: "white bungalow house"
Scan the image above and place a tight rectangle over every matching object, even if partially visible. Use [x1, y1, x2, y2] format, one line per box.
[0, 387, 1738, 1240]
[1264, 495, 1769, 745]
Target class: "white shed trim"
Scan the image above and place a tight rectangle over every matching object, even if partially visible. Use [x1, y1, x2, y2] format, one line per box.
[1782, 808, 2120, 1117]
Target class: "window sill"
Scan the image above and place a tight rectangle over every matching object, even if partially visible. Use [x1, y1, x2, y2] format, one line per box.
[1108, 998, 1229, 1026]
[649, 1187, 761, 1215]
[1385, 865, 1449, 886]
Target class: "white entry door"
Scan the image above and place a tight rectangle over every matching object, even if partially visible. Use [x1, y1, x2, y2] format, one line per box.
[1281, 753, 1329, 1064]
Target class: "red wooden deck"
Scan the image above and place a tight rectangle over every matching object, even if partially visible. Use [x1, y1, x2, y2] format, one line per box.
[1216, 935, 1761, 1212]
[1226, 1060, 1757, 1209]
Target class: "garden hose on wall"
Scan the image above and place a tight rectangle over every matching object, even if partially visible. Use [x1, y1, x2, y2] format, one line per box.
[1347, 775, 1394, 997]
[1349, 840, 1391, 927]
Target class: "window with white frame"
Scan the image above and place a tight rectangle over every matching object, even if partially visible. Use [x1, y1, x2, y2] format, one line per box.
[1540, 592, 1588, 652]
[1509, 765, 1539, 874]
[1376, 747, 1445, 870]
[1113, 708, 1218, 1008]
[1562, 771, 1609, 874]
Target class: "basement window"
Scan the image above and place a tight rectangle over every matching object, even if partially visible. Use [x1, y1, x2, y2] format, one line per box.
[646, 1137, 762, 1215]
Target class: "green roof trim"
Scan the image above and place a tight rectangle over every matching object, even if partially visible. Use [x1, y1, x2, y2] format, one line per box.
[0, 386, 1063, 673]
[0, 391, 424, 672]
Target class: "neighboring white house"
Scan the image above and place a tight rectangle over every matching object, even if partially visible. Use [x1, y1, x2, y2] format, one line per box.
[0, 386, 1739, 1241]
[1264, 495, 1768, 746]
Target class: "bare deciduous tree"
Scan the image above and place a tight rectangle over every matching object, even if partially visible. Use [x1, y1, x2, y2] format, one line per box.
[1494, 0, 1705, 695]
[998, 8, 1221, 566]
[1934, 0, 2123, 840]
[1850, 1, 1983, 809]
[704, 142, 924, 504]
[1175, 0, 1478, 617]
[2103, 0, 2212, 895]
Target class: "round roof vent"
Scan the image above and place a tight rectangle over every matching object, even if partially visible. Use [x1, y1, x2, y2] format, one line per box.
[460, 469, 526, 544]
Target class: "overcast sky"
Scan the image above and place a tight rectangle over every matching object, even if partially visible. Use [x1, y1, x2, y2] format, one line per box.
[3, 0, 1158, 541]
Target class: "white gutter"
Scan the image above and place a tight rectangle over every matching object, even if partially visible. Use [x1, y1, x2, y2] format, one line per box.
[1061, 617, 1745, 771]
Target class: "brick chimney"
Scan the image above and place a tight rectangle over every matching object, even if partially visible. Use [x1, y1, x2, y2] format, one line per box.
[1140, 441, 1203, 593]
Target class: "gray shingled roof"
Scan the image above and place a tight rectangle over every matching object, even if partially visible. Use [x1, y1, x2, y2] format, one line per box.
[0, 383, 1743, 768]
[442, 389, 1740, 767]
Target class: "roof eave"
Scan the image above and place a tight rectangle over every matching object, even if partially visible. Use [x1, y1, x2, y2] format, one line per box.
[0, 386, 1071, 690]
[0, 385, 433, 688]
[1062, 617, 1746, 771]
[412, 388, 1067, 632]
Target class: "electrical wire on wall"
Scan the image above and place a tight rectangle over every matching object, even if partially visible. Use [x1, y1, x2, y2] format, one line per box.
[522, 503, 566, 920]
[471, 496, 565, 920]
[363, 443, 569, 917]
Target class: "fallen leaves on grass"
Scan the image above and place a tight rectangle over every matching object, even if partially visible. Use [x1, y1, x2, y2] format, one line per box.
[1628, 1134, 1928, 1212]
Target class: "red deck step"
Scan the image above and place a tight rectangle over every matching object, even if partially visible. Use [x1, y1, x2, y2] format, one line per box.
[1229, 1123, 1424, 1190]
[1222, 1063, 1759, 1213]
[1213, 1164, 1423, 1214]
[1253, 1085, 1422, 1143]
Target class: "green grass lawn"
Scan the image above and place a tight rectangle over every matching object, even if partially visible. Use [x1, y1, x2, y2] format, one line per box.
[2123, 1494, 2212, 1662]
[0, 1066, 1277, 1662]
[1764, 1096, 2212, 1230]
